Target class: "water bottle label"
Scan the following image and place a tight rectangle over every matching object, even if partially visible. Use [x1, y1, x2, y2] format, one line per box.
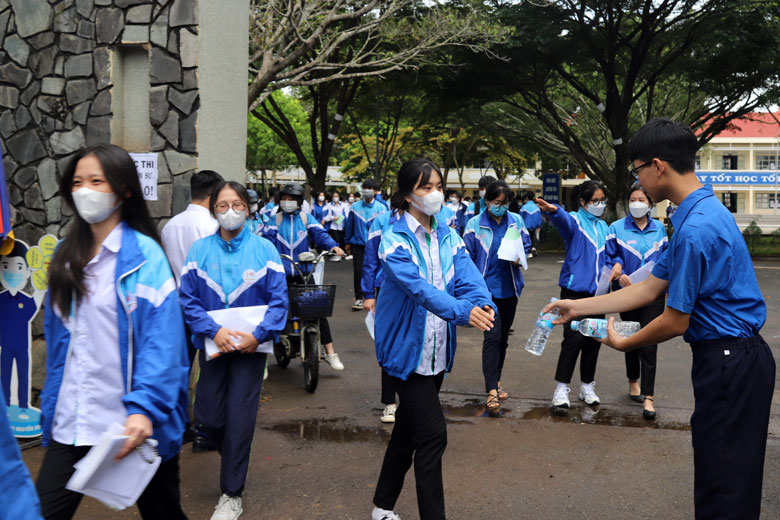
[535, 317, 554, 330]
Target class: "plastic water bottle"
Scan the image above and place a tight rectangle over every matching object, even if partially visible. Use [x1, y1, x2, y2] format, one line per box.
[570, 318, 640, 338]
[525, 298, 559, 356]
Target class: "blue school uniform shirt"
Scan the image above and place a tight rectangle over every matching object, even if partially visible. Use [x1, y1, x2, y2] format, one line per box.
[652, 185, 765, 343]
[483, 215, 515, 299]
[605, 214, 668, 291]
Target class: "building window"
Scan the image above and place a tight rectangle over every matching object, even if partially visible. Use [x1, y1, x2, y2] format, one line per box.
[722, 154, 738, 170]
[722, 192, 737, 213]
[756, 193, 779, 209]
[694, 154, 701, 170]
[755, 155, 776, 170]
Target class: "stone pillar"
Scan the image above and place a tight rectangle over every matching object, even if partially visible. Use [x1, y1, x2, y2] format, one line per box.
[196, 0, 248, 182]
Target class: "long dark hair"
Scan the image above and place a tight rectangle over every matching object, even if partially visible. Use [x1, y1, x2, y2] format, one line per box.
[49, 144, 161, 316]
[571, 180, 606, 209]
[390, 158, 443, 211]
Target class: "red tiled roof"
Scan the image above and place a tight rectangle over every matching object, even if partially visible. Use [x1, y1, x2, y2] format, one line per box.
[714, 113, 780, 138]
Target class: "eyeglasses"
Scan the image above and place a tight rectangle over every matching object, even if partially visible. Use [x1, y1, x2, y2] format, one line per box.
[588, 197, 607, 204]
[215, 201, 248, 213]
[628, 161, 653, 180]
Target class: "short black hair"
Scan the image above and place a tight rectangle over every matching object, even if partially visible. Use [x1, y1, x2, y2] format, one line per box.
[484, 180, 513, 204]
[478, 175, 496, 189]
[629, 183, 653, 206]
[362, 178, 380, 191]
[629, 118, 697, 174]
[5, 241, 28, 259]
[191, 170, 224, 200]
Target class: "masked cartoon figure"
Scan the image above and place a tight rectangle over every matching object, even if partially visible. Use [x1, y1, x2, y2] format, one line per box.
[0, 239, 46, 437]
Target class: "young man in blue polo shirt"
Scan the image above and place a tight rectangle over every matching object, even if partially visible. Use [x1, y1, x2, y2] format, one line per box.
[547, 118, 774, 519]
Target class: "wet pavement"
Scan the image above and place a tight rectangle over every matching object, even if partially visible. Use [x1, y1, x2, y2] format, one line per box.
[21, 253, 780, 519]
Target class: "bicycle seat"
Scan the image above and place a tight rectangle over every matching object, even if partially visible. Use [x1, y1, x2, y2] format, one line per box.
[298, 251, 316, 263]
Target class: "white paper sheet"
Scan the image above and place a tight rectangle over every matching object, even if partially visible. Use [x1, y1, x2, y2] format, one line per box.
[204, 305, 272, 360]
[313, 258, 325, 285]
[628, 260, 656, 284]
[496, 228, 528, 270]
[594, 265, 612, 296]
[365, 310, 375, 340]
[66, 423, 161, 510]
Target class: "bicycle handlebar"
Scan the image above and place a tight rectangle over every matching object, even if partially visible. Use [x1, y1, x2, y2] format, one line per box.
[280, 250, 337, 281]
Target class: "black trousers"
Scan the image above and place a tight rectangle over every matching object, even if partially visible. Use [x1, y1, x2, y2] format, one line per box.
[36, 442, 187, 520]
[621, 298, 665, 396]
[374, 372, 447, 520]
[689, 335, 775, 520]
[555, 287, 604, 384]
[329, 229, 345, 249]
[482, 296, 518, 392]
[195, 350, 266, 497]
[350, 244, 366, 298]
[381, 369, 396, 405]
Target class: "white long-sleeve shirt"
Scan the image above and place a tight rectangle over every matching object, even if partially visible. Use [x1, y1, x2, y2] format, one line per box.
[161, 204, 218, 286]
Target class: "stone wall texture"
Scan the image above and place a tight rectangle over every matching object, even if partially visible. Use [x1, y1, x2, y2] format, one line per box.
[0, 0, 200, 247]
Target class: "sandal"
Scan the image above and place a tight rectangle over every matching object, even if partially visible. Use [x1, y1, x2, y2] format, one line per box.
[486, 393, 501, 411]
[497, 384, 509, 401]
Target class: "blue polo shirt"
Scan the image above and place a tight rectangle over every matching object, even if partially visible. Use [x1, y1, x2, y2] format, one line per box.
[652, 185, 765, 343]
[484, 215, 514, 299]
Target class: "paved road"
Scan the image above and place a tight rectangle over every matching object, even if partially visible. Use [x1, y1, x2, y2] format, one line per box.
[23, 254, 780, 519]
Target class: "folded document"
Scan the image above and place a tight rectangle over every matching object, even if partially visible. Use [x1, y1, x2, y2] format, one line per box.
[66, 423, 160, 510]
[204, 305, 272, 359]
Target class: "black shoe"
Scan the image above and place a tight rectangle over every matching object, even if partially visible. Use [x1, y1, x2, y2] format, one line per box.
[192, 435, 217, 453]
[629, 393, 644, 403]
[643, 409, 657, 420]
[182, 427, 197, 444]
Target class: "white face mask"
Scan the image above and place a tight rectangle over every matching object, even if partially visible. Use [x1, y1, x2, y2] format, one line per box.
[479, 189, 486, 200]
[332, 196, 339, 203]
[72, 187, 121, 224]
[280, 200, 299, 213]
[361, 188, 374, 199]
[585, 201, 606, 217]
[410, 190, 444, 216]
[348, 197, 355, 203]
[629, 201, 650, 219]
[216, 208, 246, 231]
[250, 203, 258, 213]
[449, 197, 458, 205]
[318, 195, 325, 202]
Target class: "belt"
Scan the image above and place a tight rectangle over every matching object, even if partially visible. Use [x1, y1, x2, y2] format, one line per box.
[690, 334, 764, 353]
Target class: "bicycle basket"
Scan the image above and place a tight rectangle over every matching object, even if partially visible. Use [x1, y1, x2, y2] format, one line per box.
[288, 284, 337, 319]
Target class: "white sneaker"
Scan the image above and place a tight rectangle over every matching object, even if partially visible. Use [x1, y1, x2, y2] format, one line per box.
[579, 382, 600, 405]
[324, 353, 344, 370]
[352, 299, 364, 310]
[345, 254, 354, 260]
[551, 386, 571, 408]
[331, 255, 342, 262]
[211, 494, 242, 520]
[372, 506, 401, 520]
[380, 403, 397, 423]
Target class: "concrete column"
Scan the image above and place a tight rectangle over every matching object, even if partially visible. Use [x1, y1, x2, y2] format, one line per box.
[197, 0, 249, 182]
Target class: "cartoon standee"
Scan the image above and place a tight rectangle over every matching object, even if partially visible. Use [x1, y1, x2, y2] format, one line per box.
[0, 234, 57, 438]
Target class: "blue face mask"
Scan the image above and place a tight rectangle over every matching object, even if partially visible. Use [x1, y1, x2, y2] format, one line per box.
[3, 271, 25, 289]
[489, 204, 508, 217]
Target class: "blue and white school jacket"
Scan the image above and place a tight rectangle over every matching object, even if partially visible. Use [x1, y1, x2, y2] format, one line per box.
[605, 215, 668, 288]
[520, 200, 542, 230]
[438, 204, 457, 229]
[375, 216, 495, 380]
[179, 225, 288, 349]
[462, 211, 532, 298]
[41, 223, 189, 462]
[360, 210, 399, 299]
[345, 199, 387, 246]
[262, 210, 338, 277]
[546, 205, 609, 294]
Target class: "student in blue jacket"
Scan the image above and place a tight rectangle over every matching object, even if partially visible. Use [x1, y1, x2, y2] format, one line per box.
[345, 179, 388, 311]
[519, 191, 542, 255]
[371, 159, 496, 520]
[37, 144, 190, 520]
[463, 180, 531, 414]
[263, 183, 346, 370]
[536, 180, 610, 410]
[361, 207, 401, 424]
[605, 184, 668, 419]
[180, 181, 288, 520]
[311, 191, 328, 223]
[464, 175, 496, 220]
[549, 118, 774, 519]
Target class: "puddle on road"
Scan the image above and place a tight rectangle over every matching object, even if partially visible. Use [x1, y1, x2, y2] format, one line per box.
[264, 418, 392, 443]
[264, 402, 690, 444]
